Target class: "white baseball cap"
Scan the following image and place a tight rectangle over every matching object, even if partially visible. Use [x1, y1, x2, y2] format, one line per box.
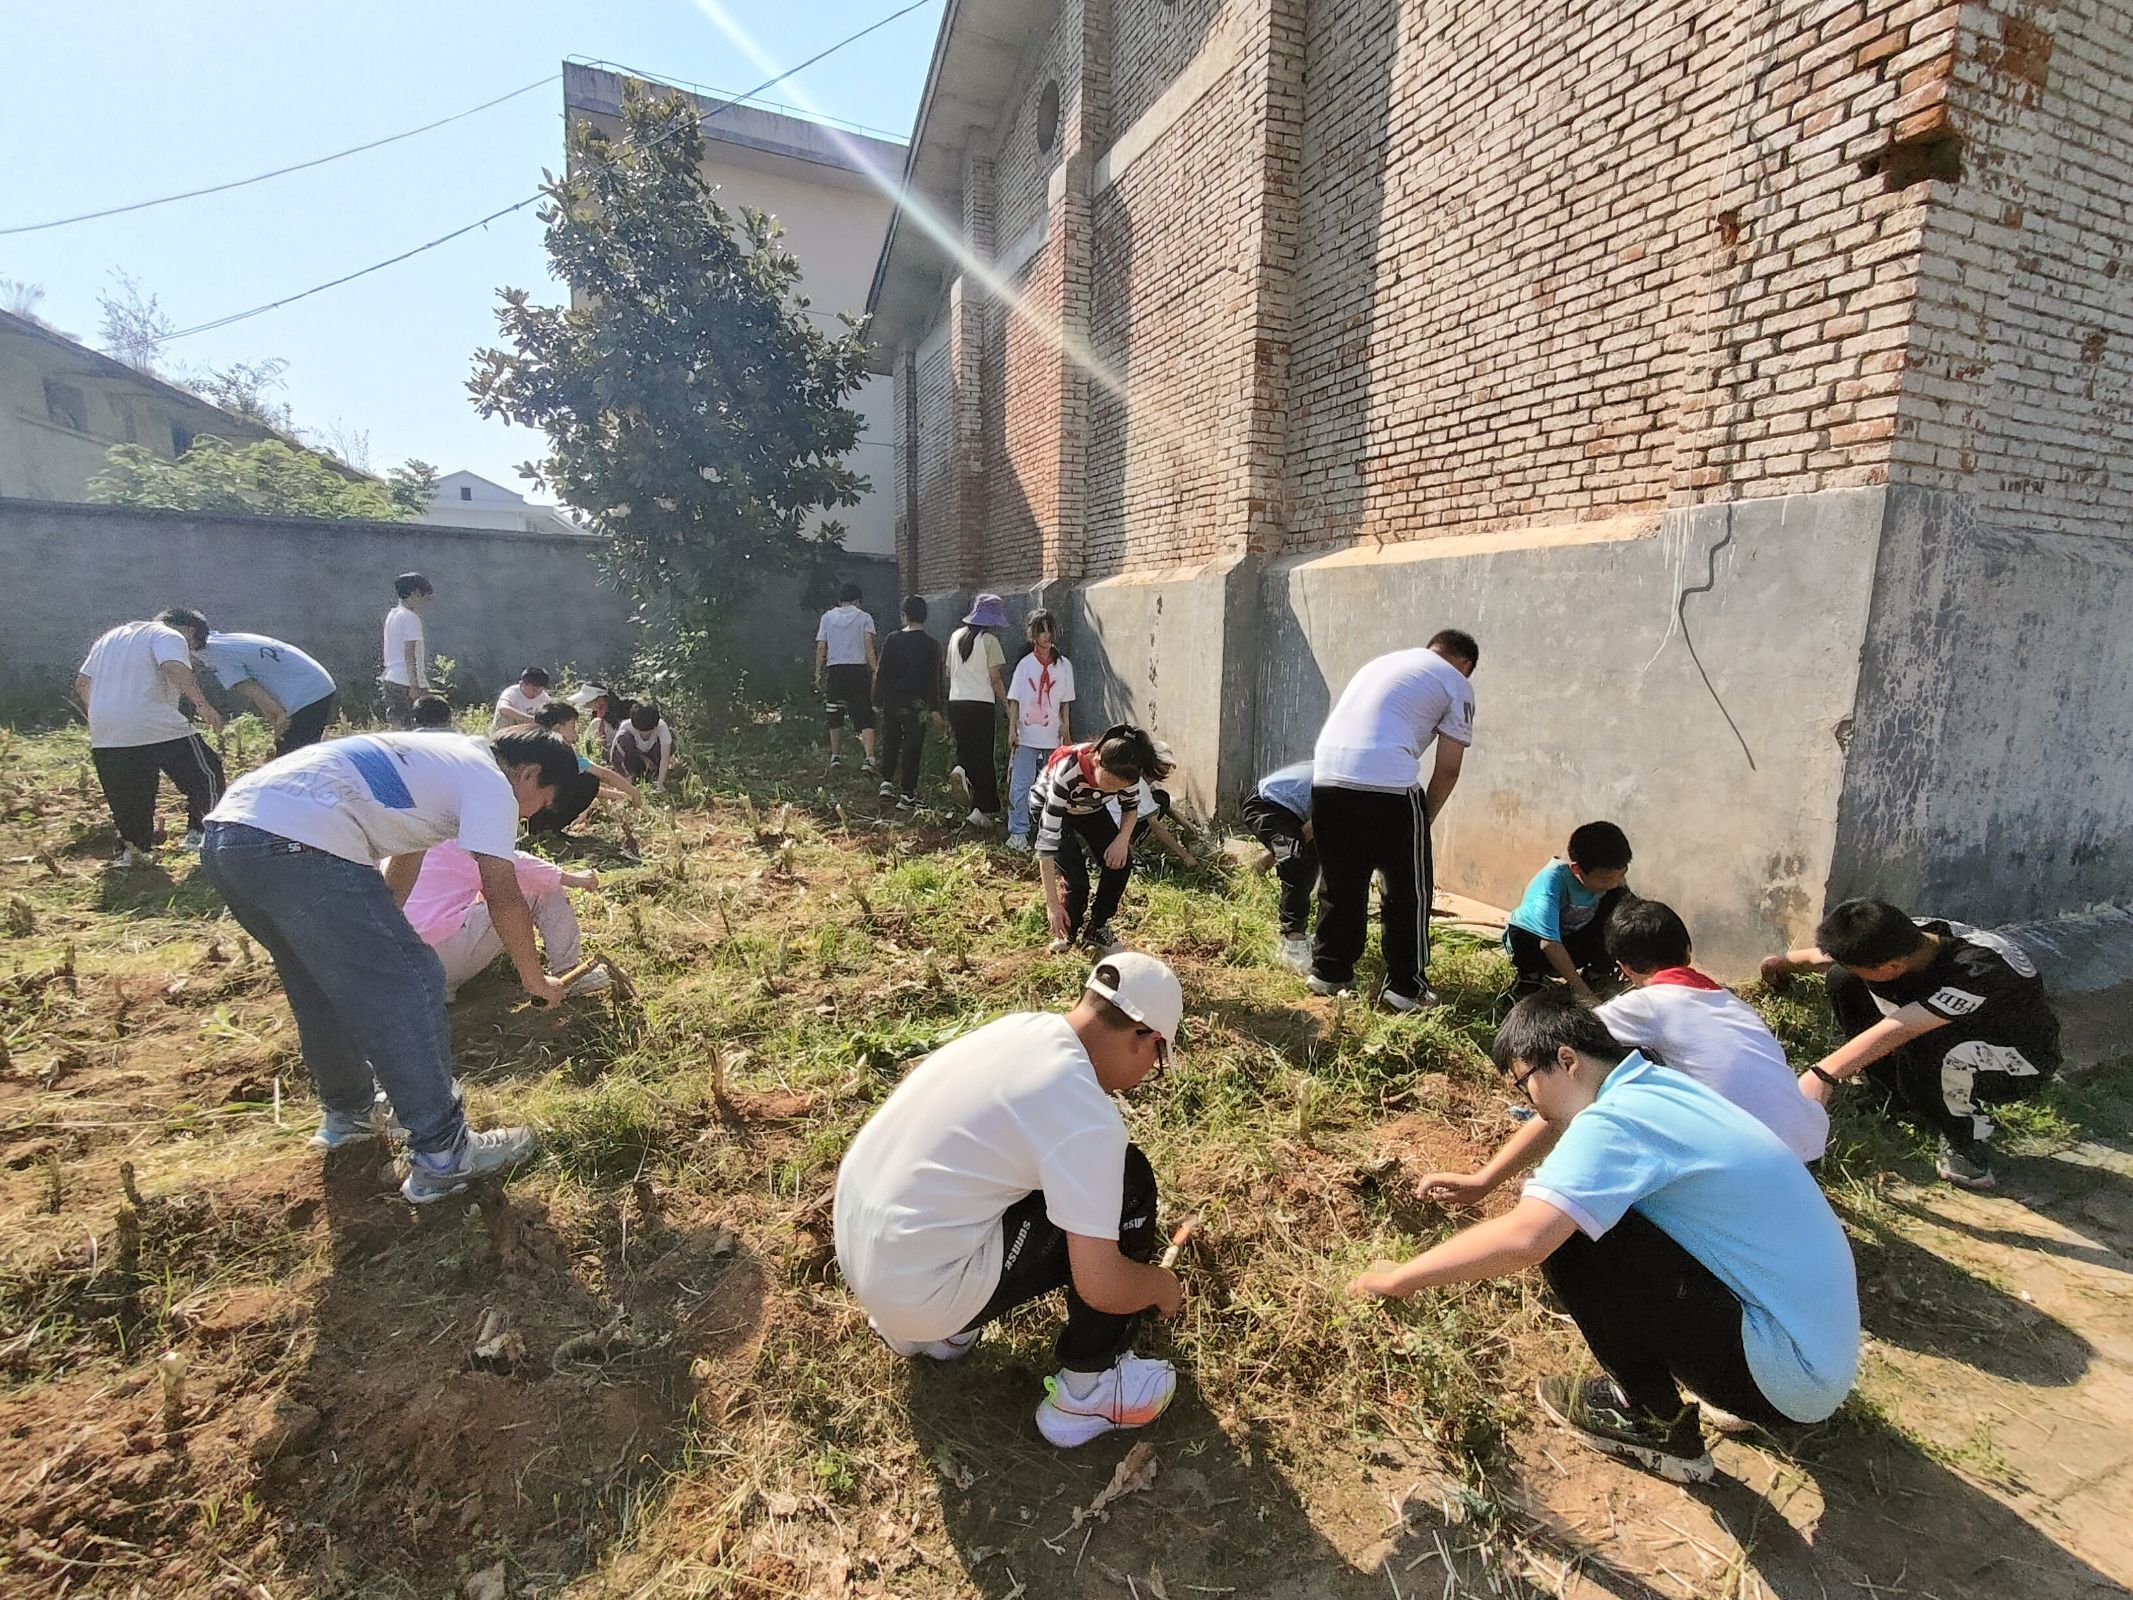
[566, 684, 611, 709]
[1085, 952, 1183, 1051]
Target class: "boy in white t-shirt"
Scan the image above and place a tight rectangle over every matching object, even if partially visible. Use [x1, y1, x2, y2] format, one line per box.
[75, 607, 228, 865]
[1005, 609, 1075, 851]
[835, 955, 1186, 1448]
[201, 731, 583, 1204]
[379, 572, 433, 728]
[1413, 898, 1827, 1213]
[490, 667, 554, 732]
[815, 583, 880, 773]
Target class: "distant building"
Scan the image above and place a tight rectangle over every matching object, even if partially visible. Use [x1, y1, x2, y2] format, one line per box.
[421, 470, 585, 537]
[561, 61, 901, 559]
[0, 309, 284, 503]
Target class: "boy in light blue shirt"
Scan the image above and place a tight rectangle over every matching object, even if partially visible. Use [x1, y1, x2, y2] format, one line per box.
[1351, 992, 1858, 1483]
[1505, 820, 1633, 1006]
[183, 620, 339, 755]
[1242, 760, 1318, 972]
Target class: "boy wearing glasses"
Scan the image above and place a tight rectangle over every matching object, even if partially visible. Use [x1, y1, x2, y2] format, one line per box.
[1351, 993, 1858, 1484]
[834, 955, 1186, 1448]
[1031, 724, 1174, 955]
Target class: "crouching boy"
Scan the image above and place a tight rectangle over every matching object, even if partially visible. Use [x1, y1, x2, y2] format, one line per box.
[1353, 994, 1859, 1483]
[834, 955, 1186, 1448]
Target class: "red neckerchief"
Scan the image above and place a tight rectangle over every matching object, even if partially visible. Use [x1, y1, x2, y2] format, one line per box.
[1646, 966, 1723, 991]
[1030, 649, 1057, 717]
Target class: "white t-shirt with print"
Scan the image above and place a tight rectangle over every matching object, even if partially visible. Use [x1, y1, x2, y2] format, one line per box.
[79, 621, 196, 749]
[1596, 983, 1829, 1162]
[816, 604, 876, 667]
[490, 684, 553, 733]
[1008, 652, 1075, 749]
[1313, 647, 1475, 792]
[947, 628, 1008, 702]
[381, 605, 427, 687]
[834, 1011, 1128, 1342]
[208, 733, 519, 865]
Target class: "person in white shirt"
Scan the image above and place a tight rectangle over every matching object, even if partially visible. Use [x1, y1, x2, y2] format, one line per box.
[815, 582, 880, 773]
[945, 594, 1012, 827]
[1005, 609, 1076, 850]
[835, 954, 1186, 1449]
[1309, 629, 1478, 1011]
[200, 731, 582, 1204]
[608, 702, 675, 788]
[1415, 898, 1828, 1211]
[380, 572, 433, 728]
[75, 607, 227, 866]
[490, 667, 554, 733]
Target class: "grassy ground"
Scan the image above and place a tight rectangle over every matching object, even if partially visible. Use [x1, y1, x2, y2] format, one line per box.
[1, 711, 2127, 1599]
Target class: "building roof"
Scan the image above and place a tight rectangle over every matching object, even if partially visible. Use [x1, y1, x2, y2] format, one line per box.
[866, 0, 1062, 370]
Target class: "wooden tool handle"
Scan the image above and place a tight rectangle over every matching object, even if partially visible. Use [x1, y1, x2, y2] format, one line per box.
[1159, 1219, 1199, 1270]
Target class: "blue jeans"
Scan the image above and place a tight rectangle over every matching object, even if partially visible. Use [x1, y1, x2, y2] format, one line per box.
[1007, 742, 1055, 839]
[201, 821, 466, 1156]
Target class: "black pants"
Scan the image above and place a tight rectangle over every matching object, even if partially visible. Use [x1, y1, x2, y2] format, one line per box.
[1507, 887, 1630, 982]
[1826, 966, 2057, 1151]
[1310, 784, 1431, 996]
[526, 769, 601, 835]
[1242, 795, 1317, 937]
[824, 663, 875, 732]
[1051, 809, 1132, 935]
[957, 1145, 1160, 1370]
[877, 702, 927, 797]
[278, 692, 337, 754]
[91, 735, 225, 851]
[380, 681, 417, 730]
[1543, 1208, 1794, 1429]
[946, 700, 1002, 813]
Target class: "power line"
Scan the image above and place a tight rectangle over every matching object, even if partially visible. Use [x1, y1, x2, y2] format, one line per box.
[160, 0, 933, 345]
[0, 74, 560, 238]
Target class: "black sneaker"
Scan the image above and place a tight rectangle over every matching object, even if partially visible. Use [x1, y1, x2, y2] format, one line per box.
[1535, 1374, 1712, 1483]
[1083, 924, 1123, 955]
[1936, 1136, 1997, 1190]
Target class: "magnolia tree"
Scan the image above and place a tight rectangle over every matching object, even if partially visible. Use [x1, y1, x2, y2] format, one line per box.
[470, 85, 871, 711]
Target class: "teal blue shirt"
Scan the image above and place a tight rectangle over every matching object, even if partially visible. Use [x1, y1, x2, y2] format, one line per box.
[1525, 1054, 1861, 1421]
[1507, 858, 1619, 944]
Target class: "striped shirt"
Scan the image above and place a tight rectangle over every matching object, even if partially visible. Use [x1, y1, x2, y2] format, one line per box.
[1031, 743, 1139, 856]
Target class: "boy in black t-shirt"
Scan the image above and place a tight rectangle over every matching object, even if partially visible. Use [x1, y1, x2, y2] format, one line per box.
[872, 595, 944, 810]
[1762, 898, 2061, 1190]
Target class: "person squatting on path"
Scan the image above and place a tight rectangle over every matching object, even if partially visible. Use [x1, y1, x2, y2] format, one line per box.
[816, 582, 880, 774]
[200, 730, 582, 1203]
[945, 593, 1011, 827]
[1031, 726, 1172, 957]
[1768, 898, 2062, 1191]
[379, 572, 433, 729]
[834, 954, 1186, 1448]
[873, 594, 944, 809]
[1354, 994, 1860, 1485]
[528, 701, 640, 835]
[76, 607, 226, 867]
[399, 840, 609, 1003]
[1308, 629, 1478, 1011]
[181, 618, 340, 756]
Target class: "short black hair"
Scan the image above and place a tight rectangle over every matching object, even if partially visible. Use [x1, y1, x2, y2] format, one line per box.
[519, 666, 551, 689]
[1428, 628, 1480, 666]
[1817, 899, 1926, 967]
[394, 572, 432, 600]
[157, 607, 208, 643]
[838, 580, 864, 603]
[1490, 990, 1625, 1077]
[630, 701, 662, 732]
[1605, 896, 1692, 972]
[902, 593, 928, 624]
[1567, 821, 1632, 872]
[535, 701, 578, 730]
[411, 694, 454, 728]
[491, 729, 580, 789]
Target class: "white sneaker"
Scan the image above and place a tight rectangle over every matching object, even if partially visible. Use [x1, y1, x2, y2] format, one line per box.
[1047, 936, 1075, 954]
[1035, 1352, 1177, 1448]
[949, 766, 971, 802]
[871, 1318, 980, 1361]
[1382, 986, 1442, 1014]
[565, 966, 613, 997]
[178, 829, 205, 851]
[965, 808, 990, 828]
[1277, 937, 1312, 973]
[878, 780, 896, 799]
[109, 844, 152, 869]
[400, 1126, 537, 1204]
[1005, 836, 1032, 855]
[1306, 974, 1352, 998]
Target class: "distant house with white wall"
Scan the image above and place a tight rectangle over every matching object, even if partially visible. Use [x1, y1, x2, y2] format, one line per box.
[560, 61, 901, 560]
[0, 309, 286, 503]
[422, 469, 585, 537]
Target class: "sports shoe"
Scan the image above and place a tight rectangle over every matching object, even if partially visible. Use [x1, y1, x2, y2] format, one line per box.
[109, 844, 153, 869]
[896, 795, 916, 811]
[1047, 935, 1076, 954]
[949, 766, 971, 802]
[1035, 1352, 1178, 1448]
[829, 754, 844, 769]
[1306, 974, 1353, 998]
[400, 1126, 538, 1204]
[1382, 986, 1442, 1013]
[1277, 937, 1313, 973]
[1535, 1373, 1712, 1484]
[308, 1106, 381, 1149]
[178, 829, 205, 852]
[861, 757, 881, 776]
[1005, 835, 1032, 855]
[871, 1318, 980, 1361]
[965, 808, 991, 828]
[565, 965, 614, 997]
[878, 780, 896, 799]
[1083, 925, 1123, 955]
[1936, 1136, 1997, 1191]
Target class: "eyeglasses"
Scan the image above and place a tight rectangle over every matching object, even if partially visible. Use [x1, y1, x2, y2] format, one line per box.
[1511, 1061, 1546, 1099]
[1137, 1027, 1170, 1071]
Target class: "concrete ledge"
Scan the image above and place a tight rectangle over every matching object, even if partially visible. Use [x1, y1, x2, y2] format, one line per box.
[2000, 907, 2133, 1073]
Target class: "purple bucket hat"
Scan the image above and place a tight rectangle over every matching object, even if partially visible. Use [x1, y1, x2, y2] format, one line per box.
[963, 593, 1010, 628]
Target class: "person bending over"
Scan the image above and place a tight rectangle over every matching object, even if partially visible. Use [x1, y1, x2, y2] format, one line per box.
[1031, 725, 1169, 956]
[835, 955, 1186, 1448]
[76, 607, 226, 864]
[526, 702, 640, 834]
[1503, 821, 1634, 1006]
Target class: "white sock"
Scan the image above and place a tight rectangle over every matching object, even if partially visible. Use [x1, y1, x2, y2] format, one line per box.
[1060, 1368, 1105, 1400]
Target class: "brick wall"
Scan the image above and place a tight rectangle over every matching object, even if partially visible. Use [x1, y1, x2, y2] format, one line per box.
[1109, 0, 1229, 136]
[911, 331, 957, 590]
[984, 254, 1060, 586]
[994, 4, 1079, 253]
[1893, 0, 2133, 539]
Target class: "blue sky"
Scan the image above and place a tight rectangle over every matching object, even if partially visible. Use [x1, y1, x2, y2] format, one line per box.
[1, 0, 943, 498]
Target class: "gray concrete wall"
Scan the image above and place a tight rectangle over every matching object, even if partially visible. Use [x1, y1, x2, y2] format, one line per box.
[1830, 485, 2133, 924]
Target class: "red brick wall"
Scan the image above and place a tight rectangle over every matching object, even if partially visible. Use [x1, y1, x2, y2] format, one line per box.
[984, 253, 1060, 587]
[994, 5, 1079, 255]
[911, 332, 957, 590]
[1109, 0, 1229, 135]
